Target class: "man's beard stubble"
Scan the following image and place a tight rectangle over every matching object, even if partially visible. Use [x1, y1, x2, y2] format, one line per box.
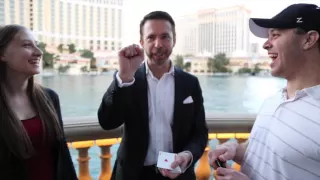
[146, 48, 172, 66]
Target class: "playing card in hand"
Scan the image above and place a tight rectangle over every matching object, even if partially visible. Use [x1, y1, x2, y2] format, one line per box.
[156, 151, 181, 173]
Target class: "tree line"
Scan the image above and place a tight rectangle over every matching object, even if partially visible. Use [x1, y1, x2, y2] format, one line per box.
[38, 42, 97, 71]
[174, 53, 262, 74]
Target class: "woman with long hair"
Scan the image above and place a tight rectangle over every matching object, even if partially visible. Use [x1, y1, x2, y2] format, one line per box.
[0, 24, 78, 179]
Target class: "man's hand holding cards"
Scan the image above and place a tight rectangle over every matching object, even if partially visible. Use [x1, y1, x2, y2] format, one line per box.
[157, 151, 192, 179]
[157, 151, 182, 173]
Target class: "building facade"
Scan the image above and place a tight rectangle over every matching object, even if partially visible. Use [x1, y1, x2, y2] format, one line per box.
[175, 5, 251, 57]
[0, 0, 123, 51]
[175, 13, 198, 56]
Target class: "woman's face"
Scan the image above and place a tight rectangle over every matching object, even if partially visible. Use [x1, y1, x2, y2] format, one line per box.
[1, 28, 43, 76]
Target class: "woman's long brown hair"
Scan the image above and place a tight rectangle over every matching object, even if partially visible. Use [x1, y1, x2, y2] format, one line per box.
[0, 24, 63, 159]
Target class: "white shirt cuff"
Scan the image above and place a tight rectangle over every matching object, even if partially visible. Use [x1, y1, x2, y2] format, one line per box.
[116, 72, 135, 88]
[181, 151, 193, 173]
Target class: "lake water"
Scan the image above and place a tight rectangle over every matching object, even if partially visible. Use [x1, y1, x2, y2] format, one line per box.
[38, 74, 286, 117]
[38, 74, 286, 179]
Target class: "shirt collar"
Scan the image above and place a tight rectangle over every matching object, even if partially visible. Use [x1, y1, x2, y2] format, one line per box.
[303, 84, 320, 100]
[281, 84, 320, 100]
[145, 60, 175, 76]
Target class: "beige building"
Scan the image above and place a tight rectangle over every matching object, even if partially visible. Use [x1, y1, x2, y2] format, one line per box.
[175, 5, 251, 57]
[0, 0, 123, 51]
[0, 0, 31, 27]
[189, 56, 211, 74]
[175, 13, 198, 55]
[54, 53, 91, 74]
[95, 51, 119, 71]
[227, 56, 271, 73]
[187, 54, 271, 75]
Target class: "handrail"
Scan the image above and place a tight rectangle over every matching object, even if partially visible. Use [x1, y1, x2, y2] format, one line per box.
[63, 113, 256, 142]
[65, 113, 256, 180]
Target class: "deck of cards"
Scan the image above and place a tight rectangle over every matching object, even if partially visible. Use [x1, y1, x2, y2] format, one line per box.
[156, 151, 182, 173]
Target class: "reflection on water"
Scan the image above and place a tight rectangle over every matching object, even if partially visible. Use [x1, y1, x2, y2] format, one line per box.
[37, 74, 286, 117]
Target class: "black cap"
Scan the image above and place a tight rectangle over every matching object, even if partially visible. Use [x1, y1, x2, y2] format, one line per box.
[249, 3, 320, 38]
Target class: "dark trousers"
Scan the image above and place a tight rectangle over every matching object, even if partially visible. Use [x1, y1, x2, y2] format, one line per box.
[139, 165, 172, 180]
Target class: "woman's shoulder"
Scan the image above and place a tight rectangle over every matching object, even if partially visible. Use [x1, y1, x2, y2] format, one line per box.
[41, 87, 59, 100]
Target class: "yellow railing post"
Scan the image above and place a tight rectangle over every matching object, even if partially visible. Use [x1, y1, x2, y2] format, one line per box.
[68, 134, 249, 180]
[217, 133, 235, 144]
[195, 146, 211, 180]
[195, 133, 217, 180]
[96, 138, 119, 180]
[72, 141, 95, 180]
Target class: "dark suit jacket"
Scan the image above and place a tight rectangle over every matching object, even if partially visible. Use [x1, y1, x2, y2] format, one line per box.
[0, 88, 78, 180]
[98, 64, 208, 180]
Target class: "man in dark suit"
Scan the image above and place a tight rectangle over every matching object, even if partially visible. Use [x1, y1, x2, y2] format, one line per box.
[98, 11, 208, 180]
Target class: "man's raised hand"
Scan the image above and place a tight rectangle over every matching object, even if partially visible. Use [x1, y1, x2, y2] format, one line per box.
[118, 44, 144, 82]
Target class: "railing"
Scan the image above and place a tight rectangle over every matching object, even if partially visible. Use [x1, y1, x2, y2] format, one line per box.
[64, 113, 256, 180]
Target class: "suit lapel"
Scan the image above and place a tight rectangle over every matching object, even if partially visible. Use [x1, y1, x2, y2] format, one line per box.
[135, 63, 149, 133]
[172, 67, 184, 151]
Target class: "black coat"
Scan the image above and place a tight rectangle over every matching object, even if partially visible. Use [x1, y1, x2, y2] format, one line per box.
[0, 88, 78, 180]
[98, 64, 209, 180]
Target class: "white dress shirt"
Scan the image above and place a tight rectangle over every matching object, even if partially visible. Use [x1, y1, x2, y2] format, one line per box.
[116, 61, 192, 167]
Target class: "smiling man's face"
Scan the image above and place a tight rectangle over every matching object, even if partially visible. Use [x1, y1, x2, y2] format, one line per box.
[262, 28, 306, 79]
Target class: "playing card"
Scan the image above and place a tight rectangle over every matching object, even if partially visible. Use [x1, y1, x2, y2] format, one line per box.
[156, 151, 181, 173]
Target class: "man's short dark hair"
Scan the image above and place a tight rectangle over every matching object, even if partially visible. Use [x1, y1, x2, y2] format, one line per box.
[139, 11, 176, 39]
